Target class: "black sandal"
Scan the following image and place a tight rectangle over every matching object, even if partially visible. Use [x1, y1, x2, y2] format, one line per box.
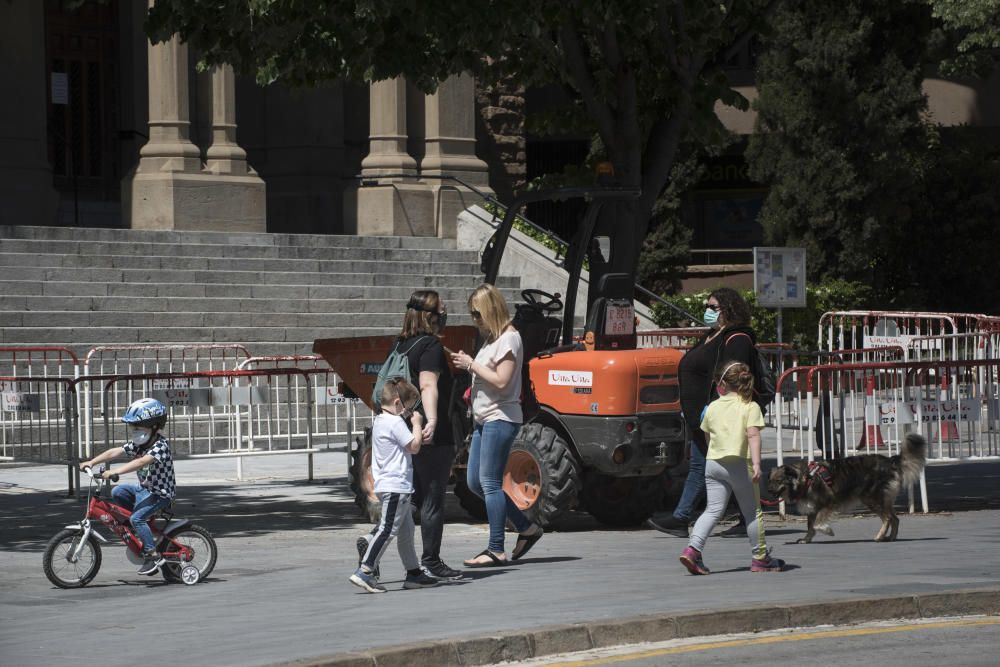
[511, 527, 544, 561]
[464, 549, 506, 568]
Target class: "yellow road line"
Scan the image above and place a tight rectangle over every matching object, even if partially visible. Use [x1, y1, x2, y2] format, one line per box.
[545, 617, 1000, 666]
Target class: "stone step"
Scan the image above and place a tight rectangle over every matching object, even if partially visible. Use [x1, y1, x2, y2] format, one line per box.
[2, 326, 404, 346]
[0, 251, 480, 275]
[0, 295, 515, 314]
[0, 239, 479, 263]
[0, 280, 514, 301]
[0, 266, 512, 287]
[0, 225, 457, 250]
[4, 310, 478, 329]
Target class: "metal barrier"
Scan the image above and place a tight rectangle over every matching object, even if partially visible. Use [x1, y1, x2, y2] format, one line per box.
[636, 327, 710, 349]
[0, 376, 77, 488]
[90, 368, 318, 484]
[773, 358, 1000, 513]
[80, 344, 252, 462]
[235, 355, 374, 451]
[819, 311, 1000, 362]
[0, 346, 81, 378]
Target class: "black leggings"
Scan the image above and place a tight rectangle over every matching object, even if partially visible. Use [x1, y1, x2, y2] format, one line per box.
[411, 445, 455, 566]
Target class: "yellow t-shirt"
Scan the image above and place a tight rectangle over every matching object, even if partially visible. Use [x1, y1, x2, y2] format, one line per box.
[700, 393, 765, 460]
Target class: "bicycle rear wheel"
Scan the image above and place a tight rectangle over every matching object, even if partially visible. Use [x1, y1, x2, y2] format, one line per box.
[43, 529, 102, 588]
[161, 524, 217, 583]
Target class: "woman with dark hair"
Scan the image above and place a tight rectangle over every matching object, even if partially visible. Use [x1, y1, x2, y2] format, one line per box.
[357, 289, 463, 580]
[648, 287, 758, 538]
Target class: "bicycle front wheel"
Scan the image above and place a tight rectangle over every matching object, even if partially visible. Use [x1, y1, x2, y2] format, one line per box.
[161, 524, 217, 583]
[43, 529, 102, 588]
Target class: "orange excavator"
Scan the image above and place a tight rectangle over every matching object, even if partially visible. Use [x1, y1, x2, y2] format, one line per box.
[314, 186, 689, 527]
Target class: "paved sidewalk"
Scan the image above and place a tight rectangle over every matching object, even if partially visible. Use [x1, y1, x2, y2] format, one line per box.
[1, 453, 999, 667]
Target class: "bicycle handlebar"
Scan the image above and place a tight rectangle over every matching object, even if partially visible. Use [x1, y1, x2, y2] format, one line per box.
[82, 466, 119, 483]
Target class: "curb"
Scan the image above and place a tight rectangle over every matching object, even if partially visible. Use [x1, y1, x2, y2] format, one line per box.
[273, 587, 1000, 667]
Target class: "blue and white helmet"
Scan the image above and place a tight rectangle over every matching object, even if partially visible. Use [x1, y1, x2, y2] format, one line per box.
[121, 397, 168, 430]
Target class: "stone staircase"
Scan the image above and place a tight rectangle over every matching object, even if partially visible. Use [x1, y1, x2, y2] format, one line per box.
[0, 225, 521, 361]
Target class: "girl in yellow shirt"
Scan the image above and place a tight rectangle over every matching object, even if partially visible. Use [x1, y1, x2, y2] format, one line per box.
[679, 362, 786, 574]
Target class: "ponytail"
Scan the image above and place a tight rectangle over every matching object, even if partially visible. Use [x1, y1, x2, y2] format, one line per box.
[717, 362, 754, 404]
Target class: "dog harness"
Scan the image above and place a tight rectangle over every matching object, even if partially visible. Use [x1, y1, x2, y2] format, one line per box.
[791, 462, 833, 501]
[806, 462, 833, 491]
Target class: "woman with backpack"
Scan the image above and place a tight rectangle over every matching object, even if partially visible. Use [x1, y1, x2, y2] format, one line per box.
[647, 287, 761, 539]
[358, 289, 464, 580]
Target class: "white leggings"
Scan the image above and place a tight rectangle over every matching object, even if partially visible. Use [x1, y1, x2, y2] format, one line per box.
[688, 457, 768, 560]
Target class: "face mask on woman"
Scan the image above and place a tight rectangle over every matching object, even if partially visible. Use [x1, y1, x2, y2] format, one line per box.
[703, 308, 720, 327]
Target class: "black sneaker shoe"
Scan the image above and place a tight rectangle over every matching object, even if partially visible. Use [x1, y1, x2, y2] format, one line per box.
[403, 571, 439, 589]
[645, 514, 690, 538]
[423, 561, 464, 580]
[356, 536, 379, 578]
[137, 552, 164, 576]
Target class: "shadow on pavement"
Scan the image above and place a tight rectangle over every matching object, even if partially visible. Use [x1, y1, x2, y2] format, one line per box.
[2, 460, 998, 554]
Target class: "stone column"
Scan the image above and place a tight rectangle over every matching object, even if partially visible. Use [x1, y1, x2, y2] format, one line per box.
[346, 77, 432, 236]
[205, 64, 251, 174]
[0, 1, 59, 226]
[421, 73, 492, 238]
[125, 1, 264, 232]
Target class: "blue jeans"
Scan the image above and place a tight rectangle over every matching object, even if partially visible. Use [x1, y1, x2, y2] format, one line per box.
[467, 420, 532, 552]
[111, 483, 171, 554]
[673, 440, 706, 522]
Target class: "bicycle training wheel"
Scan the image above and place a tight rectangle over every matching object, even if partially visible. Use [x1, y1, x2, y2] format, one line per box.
[161, 524, 217, 583]
[43, 529, 103, 589]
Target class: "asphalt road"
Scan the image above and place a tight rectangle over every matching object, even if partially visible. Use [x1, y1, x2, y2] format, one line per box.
[1, 454, 999, 667]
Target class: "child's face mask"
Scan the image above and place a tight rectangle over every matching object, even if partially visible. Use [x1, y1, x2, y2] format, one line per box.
[131, 428, 153, 447]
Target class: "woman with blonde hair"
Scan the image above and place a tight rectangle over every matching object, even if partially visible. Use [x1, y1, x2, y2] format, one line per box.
[450, 284, 543, 566]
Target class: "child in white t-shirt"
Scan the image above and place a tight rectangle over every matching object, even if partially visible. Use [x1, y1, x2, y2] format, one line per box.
[350, 378, 438, 593]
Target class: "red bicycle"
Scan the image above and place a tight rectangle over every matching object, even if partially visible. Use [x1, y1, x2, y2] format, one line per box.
[42, 465, 217, 588]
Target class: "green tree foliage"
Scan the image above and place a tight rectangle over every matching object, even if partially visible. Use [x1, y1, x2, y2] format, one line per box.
[930, 0, 1000, 76]
[746, 0, 1000, 313]
[746, 0, 937, 289]
[146, 0, 775, 264]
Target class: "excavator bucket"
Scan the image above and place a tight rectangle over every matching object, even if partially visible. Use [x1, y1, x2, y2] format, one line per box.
[313, 325, 480, 412]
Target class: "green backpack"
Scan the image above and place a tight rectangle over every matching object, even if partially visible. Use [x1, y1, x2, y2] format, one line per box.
[371, 336, 430, 413]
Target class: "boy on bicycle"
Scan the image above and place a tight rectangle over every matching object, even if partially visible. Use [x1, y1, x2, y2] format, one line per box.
[80, 397, 176, 576]
[351, 378, 438, 592]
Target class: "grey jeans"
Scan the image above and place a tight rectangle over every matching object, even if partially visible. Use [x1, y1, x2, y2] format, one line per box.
[688, 457, 768, 561]
[361, 491, 419, 573]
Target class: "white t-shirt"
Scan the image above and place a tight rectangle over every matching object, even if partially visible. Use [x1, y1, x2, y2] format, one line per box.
[371, 413, 416, 494]
[471, 329, 523, 424]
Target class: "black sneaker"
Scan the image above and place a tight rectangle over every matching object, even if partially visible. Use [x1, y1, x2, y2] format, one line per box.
[403, 571, 439, 589]
[645, 514, 690, 538]
[423, 561, 463, 580]
[356, 535, 379, 578]
[137, 552, 164, 576]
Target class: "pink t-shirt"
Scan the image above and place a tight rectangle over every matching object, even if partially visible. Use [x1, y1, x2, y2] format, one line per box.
[471, 329, 523, 424]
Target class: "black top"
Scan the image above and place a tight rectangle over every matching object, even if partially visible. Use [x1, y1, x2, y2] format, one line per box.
[397, 335, 455, 447]
[677, 324, 757, 454]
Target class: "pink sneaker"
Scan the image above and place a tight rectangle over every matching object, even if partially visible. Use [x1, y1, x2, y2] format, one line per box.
[679, 546, 710, 575]
[750, 555, 786, 572]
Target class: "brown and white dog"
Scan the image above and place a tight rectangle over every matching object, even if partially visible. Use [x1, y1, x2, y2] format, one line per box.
[767, 433, 927, 543]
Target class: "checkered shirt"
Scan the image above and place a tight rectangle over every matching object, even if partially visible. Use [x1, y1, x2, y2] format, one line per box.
[123, 435, 176, 499]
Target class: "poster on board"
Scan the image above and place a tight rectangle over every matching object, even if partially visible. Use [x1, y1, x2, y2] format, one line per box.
[754, 247, 807, 308]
